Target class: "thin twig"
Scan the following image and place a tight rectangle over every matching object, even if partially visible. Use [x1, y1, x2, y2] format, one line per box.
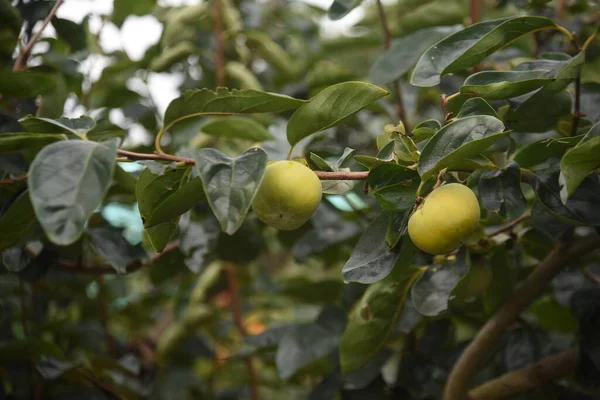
[224, 262, 259, 400]
[468, 348, 578, 400]
[56, 241, 180, 275]
[470, 0, 482, 72]
[13, 0, 64, 71]
[375, 0, 392, 50]
[570, 33, 583, 137]
[213, 0, 225, 87]
[444, 234, 600, 400]
[487, 214, 530, 237]
[556, 0, 566, 22]
[583, 267, 600, 285]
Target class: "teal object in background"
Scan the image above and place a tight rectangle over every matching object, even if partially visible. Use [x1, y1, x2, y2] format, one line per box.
[101, 203, 144, 245]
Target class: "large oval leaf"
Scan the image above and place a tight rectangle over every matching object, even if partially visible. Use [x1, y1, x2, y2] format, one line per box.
[28, 139, 119, 245]
[417, 115, 506, 179]
[163, 88, 306, 134]
[369, 25, 462, 86]
[286, 82, 388, 147]
[200, 116, 273, 141]
[411, 16, 559, 87]
[193, 147, 267, 235]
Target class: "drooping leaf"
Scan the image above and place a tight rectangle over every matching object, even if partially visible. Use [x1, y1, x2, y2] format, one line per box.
[411, 16, 559, 87]
[163, 88, 305, 135]
[339, 265, 425, 374]
[478, 160, 526, 219]
[342, 212, 403, 284]
[328, 0, 364, 20]
[28, 139, 119, 245]
[19, 115, 96, 137]
[0, 191, 36, 250]
[0, 132, 66, 153]
[88, 227, 148, 273]
[0, 69, 57, 97]
[193, 147, 267, 235]
[369, 25, 462, 86]
[200, 116, 273, 141]
[287, 82, 388, 147]
[417, 115, 506, 179]
[559, 122, 600, 201]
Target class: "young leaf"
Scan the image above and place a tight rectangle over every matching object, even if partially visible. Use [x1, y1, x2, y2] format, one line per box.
[200, 116, 273, 141]
[369, 25, 462, 86]
[287, 82, 388, 147]
[339, 265, 425, 374]
[478, 160, 526, 219]
[193, 147, 267, 235]
[417, 115, 506, 179]
[163, 88, 305, 134]
[559, 122, 600, 201]
[28, 139, 119, 246]
[411, 16, 558, 87]
[342, 212, 404, 284]
[0, 191, 36, 250]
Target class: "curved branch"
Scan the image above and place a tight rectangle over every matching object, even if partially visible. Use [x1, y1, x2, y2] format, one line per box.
[444, 234, 600, 400]
[468, 348, 578, 400]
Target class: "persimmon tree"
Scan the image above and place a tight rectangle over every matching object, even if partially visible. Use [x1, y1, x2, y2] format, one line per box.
[1, 0, 600, 399]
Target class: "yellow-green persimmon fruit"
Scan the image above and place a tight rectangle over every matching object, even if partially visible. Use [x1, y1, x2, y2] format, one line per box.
[252, 160, 322, 230]
[408, 183, 480, 255]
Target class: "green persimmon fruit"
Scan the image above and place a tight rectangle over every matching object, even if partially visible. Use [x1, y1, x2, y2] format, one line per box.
[408, 183, 480, 255]
[252, 160, 322, 230]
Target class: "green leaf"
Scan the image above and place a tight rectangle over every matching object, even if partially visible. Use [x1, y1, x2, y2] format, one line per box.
[511, 136, 582, 170]
[51, 18, 87, 52]
[342, 212, 406, 284]
[483, 248, 515, 314]
[478, 160, 526, 219]
[0, 191, 36, 250]
[559, 122, 600, 201]
[0, 132, 66, 152]
[149, 41, 197, 72]
[455, 97, 498, 118]
[200, 116, 273, 142]
[113, 165, 137, 194]
[145, 222, 177, 253]
[410, 119, 442, 142]
[417, 115, 506, 179]
[19, 115, 96, 137]
[245, 31, 297, 77]
[0, 69, 57, 97]
[88, 227, 147, 273]
[369, 25, 462, 86]
[112, 0, 155, 27]
[144, 177, 205, 228]
[460, 70, 552, 100]
[530, 296, 578, 333]
[287, 82, 388, 147]
[368, 164, 419, 211]
[339, 266, 425, 374]
[328, 0, 364, 20]
[28, 139, 119, 245]
[193, 147, 267, 235]
[411, 16, 558, 87]
[505, 88, 572, 133]
[163, 88, 305, 135]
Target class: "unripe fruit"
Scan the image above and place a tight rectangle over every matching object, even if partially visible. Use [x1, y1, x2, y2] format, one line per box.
[252, 160, 322, 230]
[408, 183, 480, 255]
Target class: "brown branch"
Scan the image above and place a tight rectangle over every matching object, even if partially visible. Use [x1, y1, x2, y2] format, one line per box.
[487, 214, 530, 237]
[56, 241, 180, 275]
[470, 0, 478, 26]
[213, 0, 225, 87]
[556, 0, 566, 22]
[583, 267, 600, 285]
[468, 348, 578, 400]
[13, 0, 64, 71]
[314, 171, 368, 180]
[224, 262, 259, 400]
[570, 33, 583, 137]
[444, 234, 600, 400]
[375, 0, 392, 50]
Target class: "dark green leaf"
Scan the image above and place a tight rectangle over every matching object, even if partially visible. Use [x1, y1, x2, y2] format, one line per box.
[0, 69, 57, 97]
[163, 88, 305, 135]
[113, 0, 155, 27]
[144, 177, 205, 228]
[411, 16, 558, 87]
[88, 227, 147, 274]
[460, 70, 552, 100]
[483, 247, 515, 314]
[411, 119, 442, 142]
[368, 164, 419, 212]
[369, 26, 462, 86]
[339, 266, 424, 374]
[417, 115, 506, 179]
[19, 115, 96, 137]
[559, 122, 600, 201]
[511, 135, 582, 170]
[28, 139, 119, 245]
[287, 82, 388, 147]
[505, 88, 572, 133]
[478, 160, 526, 219]
[193, 147, 267, 235]
[51, 18, 87, 51]
[328, 0, 364, 20]
[0, 132, 66, 152]
[0, 191, 36, 250]
[456, 97, 498, 119]
[201, 116, 273, 141]
[530, 296, 578, 333]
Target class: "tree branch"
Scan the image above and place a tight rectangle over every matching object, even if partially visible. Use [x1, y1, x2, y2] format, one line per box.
[224, 262, 259, 400]
[444, 234, 600, 400]
[487, 214, 530, 237]
[583, 267, 600, 286]
[212, 0, 225, 87]
[468, 348, 578, 400]
[13, 0, 64, 71]
[375, 0, 392, 50]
